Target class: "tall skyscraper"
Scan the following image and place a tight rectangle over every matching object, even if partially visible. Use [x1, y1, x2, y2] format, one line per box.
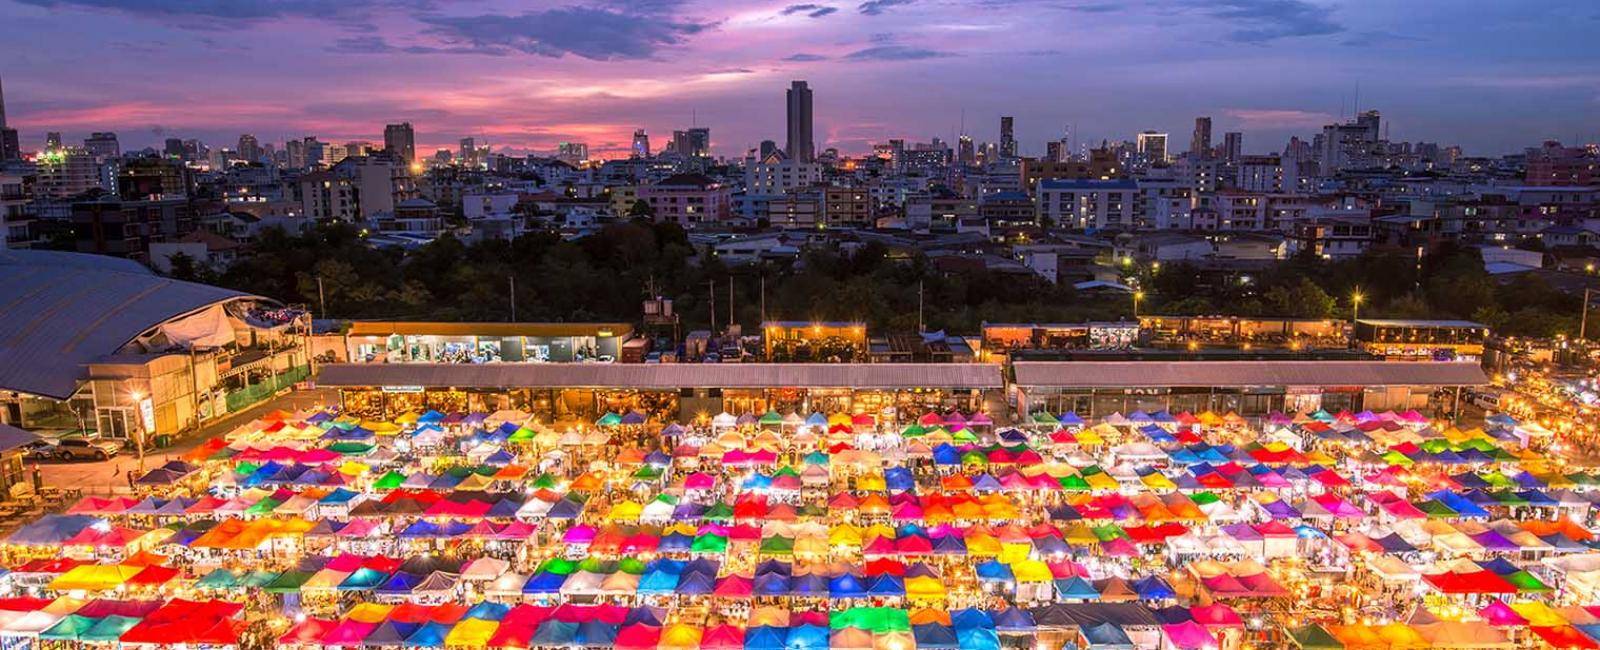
[0, 77, 17, 162]
[631, 129, 651, 158]
[1190, 117, 1212, 158]
[237, 134, 261, 163]
[45, 132, 62, 150]
[1136, 131, 1168, 164]
[84, 132, 119, 159]
[957, 135, 975, 165]
[1222, 132, 1243, 162]
[164, 138, 185, 159]
[999, 116, 1017, 158]
[671, 128, 710, 158]
[785, 80, 814, 163]
[384, 122, 416, 164]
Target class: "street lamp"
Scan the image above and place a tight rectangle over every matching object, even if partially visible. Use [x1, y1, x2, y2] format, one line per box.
[1350, 291, 1365, 350]
[1133, 291, 1145, 319]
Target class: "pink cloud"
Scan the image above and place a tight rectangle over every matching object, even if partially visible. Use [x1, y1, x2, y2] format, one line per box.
[1222, 108, 1337, 129]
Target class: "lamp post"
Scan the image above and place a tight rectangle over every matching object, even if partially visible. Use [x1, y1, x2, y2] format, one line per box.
[1350, 291, 1364, 349]
[1133, 291, 1145, 320]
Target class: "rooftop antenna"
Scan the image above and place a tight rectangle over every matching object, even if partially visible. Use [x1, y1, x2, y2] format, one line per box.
[1353, 80, 1360, 116]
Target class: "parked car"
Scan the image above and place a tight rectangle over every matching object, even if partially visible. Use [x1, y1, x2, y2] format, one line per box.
[20, 440, 57, 461]
[55, 437, 120, 460]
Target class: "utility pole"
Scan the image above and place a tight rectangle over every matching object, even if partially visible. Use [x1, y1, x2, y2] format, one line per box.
[709, 279, 717, 333]
[317, 276, 327, 318]
[760, 276, 767, 324]
[728, 279, 735, 331]
[509, 275, 517, 321]
[918, 281, 925, 333]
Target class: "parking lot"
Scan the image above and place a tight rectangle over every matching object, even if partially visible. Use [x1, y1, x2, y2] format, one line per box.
[34, 387, 338, 495]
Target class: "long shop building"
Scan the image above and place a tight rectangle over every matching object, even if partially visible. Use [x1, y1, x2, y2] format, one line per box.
[1012, 359, 1490, 418]
[316, 363, 1004, 424]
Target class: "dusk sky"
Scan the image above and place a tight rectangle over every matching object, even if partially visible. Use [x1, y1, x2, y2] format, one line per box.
[2, 0, 1597, 158]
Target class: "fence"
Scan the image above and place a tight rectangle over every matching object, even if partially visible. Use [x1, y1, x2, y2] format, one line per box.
[223, 365, 310, 413]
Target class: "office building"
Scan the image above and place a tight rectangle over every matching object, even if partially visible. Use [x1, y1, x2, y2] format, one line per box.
[999, 116, 1017, 158]
[1036, 178, 1138, 230]
[35, 147, 105, 198]
[557, 142, 589, 165]
[638, 173, 731, 228]
[957, 135, 975, 166]
[1222, 132, 1243, 162]
[1190, 117, 1212, 158]
[1136, 131, 1168, 165]
[71, 196, 193, 262]
[383, 122, 415, 164]
[236, 134, 261, 163]
[84, 132, 119, 159]
[785, 81, 814, 163]
[299, 153, 415, 222]
[671, 128, 710, 158]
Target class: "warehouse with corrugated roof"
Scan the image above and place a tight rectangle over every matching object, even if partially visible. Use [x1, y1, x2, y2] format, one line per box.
[0, 250, 307, 440]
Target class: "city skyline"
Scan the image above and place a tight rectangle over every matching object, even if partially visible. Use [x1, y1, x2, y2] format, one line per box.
[1, 0, 1598, 158]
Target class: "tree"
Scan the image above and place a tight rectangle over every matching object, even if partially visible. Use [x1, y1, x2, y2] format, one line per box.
[628, 199, 654, 218]
[165, 252, 201, 282]
[1264, 277, 1335, 318]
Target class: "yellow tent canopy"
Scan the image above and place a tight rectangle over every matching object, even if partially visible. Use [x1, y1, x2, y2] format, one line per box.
[48, 565, 143, 591]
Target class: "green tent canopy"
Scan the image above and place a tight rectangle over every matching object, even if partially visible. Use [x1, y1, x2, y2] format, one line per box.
[1289, 624, 1344, 649]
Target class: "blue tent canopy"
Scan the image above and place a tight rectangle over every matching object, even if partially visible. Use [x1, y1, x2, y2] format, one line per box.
[744, 625, 788, 650]
[951, 609, 994, 630]
[1056, 576, 1100, 600]
[1080, 622, 1134, 647]
[530, 621, 578, 646]
[377, 571, 424, 594]
[577, 621, 618, 646]
[867, 574, 905, 596]
[913, 624, 959, 649]
[990, 607, 1036, 631]
[829, 573, 867, 599]
[975, 560, 1014, 583]
[1131, 576, 1176, 600]
[404, 621, 453, 647]
[785, 625, 828, 650]
[956, 626, 1000, 650]
[367, 620, 421, 646]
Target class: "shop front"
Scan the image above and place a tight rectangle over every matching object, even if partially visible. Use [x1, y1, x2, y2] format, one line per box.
[318, 362, 1003, 424]
[1013, 359, 1486, 419]
[341, 322, 634, 364]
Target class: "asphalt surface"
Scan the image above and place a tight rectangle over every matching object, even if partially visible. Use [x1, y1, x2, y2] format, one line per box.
[35, 388, 339, 495]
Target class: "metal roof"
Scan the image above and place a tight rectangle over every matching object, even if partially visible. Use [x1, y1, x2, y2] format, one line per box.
[316, 362, 1004, 390]
[1355, 319, 1487, 329]
[1013, 360, 1488, 389]
[0, 423, 39, 454]
[0, 250, 254, 399]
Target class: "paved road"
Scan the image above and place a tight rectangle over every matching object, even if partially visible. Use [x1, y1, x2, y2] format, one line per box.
[35, 388, 340, 495]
